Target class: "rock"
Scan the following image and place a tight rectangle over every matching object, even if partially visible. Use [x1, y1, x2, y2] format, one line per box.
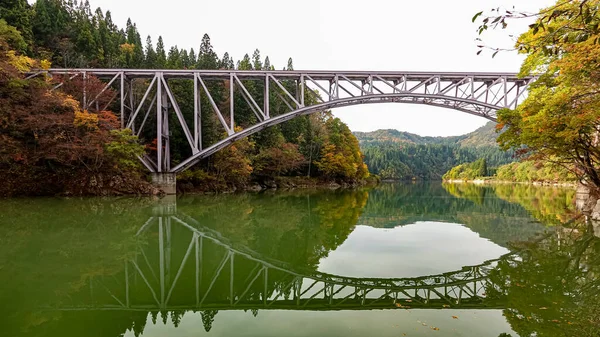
[328, 182, 341, 189]
[591, 199, 600, 221]
[263, 180, 277, 189]
[247, 184, 263, 192]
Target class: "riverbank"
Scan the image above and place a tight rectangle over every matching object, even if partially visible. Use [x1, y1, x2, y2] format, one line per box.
[178, 175, 381, 194]
[443, 178, 577, 189]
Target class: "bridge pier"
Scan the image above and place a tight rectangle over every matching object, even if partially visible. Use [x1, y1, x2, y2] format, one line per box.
[152, 173, 177, 195]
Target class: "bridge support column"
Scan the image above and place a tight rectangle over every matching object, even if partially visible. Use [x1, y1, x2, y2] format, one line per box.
[152, 173, 177, 195]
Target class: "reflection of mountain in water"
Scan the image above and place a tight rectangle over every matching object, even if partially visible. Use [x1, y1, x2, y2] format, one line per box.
[357, 183, 565, 247]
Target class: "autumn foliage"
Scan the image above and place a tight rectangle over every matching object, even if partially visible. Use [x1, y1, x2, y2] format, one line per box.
[496, 0, 600, 190]
[0, 20, 145, 196]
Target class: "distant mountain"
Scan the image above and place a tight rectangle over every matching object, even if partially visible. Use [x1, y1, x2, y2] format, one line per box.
[354, 122, 499, 148]
[353, 129, 458, 147]
[354, 122, 514, 180]
[457, 122, 500, 148]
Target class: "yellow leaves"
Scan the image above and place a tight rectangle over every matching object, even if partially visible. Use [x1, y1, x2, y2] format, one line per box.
[7, 50, 34, 72]
[40, 59, 52, 70]
[74, 110, 99, 131]
[452, 315, 459, 319]
[120, 43, 135, 55]
[62, 96, 80, 111]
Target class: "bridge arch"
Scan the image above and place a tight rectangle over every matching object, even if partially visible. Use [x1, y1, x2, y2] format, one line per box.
[173, 93, 501, 172]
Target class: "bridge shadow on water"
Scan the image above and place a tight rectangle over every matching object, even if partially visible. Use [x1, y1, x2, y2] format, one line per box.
[1, 183, 597, 337]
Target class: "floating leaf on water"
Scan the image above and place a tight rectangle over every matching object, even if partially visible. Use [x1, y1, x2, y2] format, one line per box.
[422, 323, 428, 326]
[539, 307, 548, 310]
[452, 316, 459, 319]
[431, 327, 440, 331]
[442, 304, 451, 308]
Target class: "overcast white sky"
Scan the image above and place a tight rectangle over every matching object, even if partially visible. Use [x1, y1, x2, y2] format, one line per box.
[51, 0, 552, 136]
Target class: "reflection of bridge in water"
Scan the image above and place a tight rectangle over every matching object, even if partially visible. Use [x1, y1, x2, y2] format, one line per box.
[49, 208, 517, 313]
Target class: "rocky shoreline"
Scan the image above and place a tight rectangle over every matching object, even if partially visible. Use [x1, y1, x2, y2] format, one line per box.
[177, 176, 380, 194]
[443, 179, 577, 188]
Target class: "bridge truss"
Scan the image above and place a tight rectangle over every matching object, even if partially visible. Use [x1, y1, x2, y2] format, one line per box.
[48, 212, 515, 312]
[33, 69, 534, 173]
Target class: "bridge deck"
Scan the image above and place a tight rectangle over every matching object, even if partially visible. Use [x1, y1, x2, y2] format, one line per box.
[42, 68, 530, 81]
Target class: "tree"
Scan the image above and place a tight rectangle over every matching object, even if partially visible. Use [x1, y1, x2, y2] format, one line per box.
[252, 48, 262, 70]
[474, 1, 600, 57]
[491, 0, 600, 190]
[0, 22, 145, 195]
[0, 0, 33, 51]
[253, 142, 305, 177]
[200, 310, 218, 332]
[155, 36, 166, 68]
[144, 35, 156, 68]
[315, 117, 369, 181]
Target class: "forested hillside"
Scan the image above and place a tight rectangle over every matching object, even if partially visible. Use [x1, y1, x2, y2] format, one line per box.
[356, 122, 514, 180]
[0, 0, 369, 195]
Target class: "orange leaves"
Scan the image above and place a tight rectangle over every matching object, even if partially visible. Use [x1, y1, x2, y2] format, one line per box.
[119, 43, 135, 55]
[73, 110, 99, 130]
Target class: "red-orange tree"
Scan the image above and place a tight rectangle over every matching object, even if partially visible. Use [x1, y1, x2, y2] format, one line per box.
[0, 20, 144, 196]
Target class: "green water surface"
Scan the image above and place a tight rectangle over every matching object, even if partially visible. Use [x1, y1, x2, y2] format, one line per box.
[0, 183, 598, 337]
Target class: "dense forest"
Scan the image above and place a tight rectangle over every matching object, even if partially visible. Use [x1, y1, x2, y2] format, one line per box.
[442, 157, 576, 183]
[0, 0, 370, 195]
[494, 160, 576, 183]
[356, 122, 514, 180]
[442, 158, 488, 180]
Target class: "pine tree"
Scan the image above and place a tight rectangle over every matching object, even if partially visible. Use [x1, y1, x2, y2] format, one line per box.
[196, 33, 218, 69]
[188, 48, 197, 66]
[144, 35, 156, 68]
[155, 35, 166, 68]
[167, 45, 181, 69]
[252, 49, 262, 70]
[238, 53, 252, 70]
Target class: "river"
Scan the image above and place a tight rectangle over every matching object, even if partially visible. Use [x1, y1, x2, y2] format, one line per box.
[1, 183, 598, 337]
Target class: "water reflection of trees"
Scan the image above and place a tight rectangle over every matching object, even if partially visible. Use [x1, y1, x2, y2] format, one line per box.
[492, 184, 577, 226]
[361, 183, 548, 247]
[177, 189, 369, 269]
[0, 198, 153, 337]
[489, 223, 600, 337]
[0, 190, 369, 337]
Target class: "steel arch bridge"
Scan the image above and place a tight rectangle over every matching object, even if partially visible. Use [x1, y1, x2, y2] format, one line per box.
[45, 211, 516, 312]
[33, 69, 534, 175]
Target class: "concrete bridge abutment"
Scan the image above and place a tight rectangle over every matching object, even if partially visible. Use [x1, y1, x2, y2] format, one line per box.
[152, 173, 177, 195]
